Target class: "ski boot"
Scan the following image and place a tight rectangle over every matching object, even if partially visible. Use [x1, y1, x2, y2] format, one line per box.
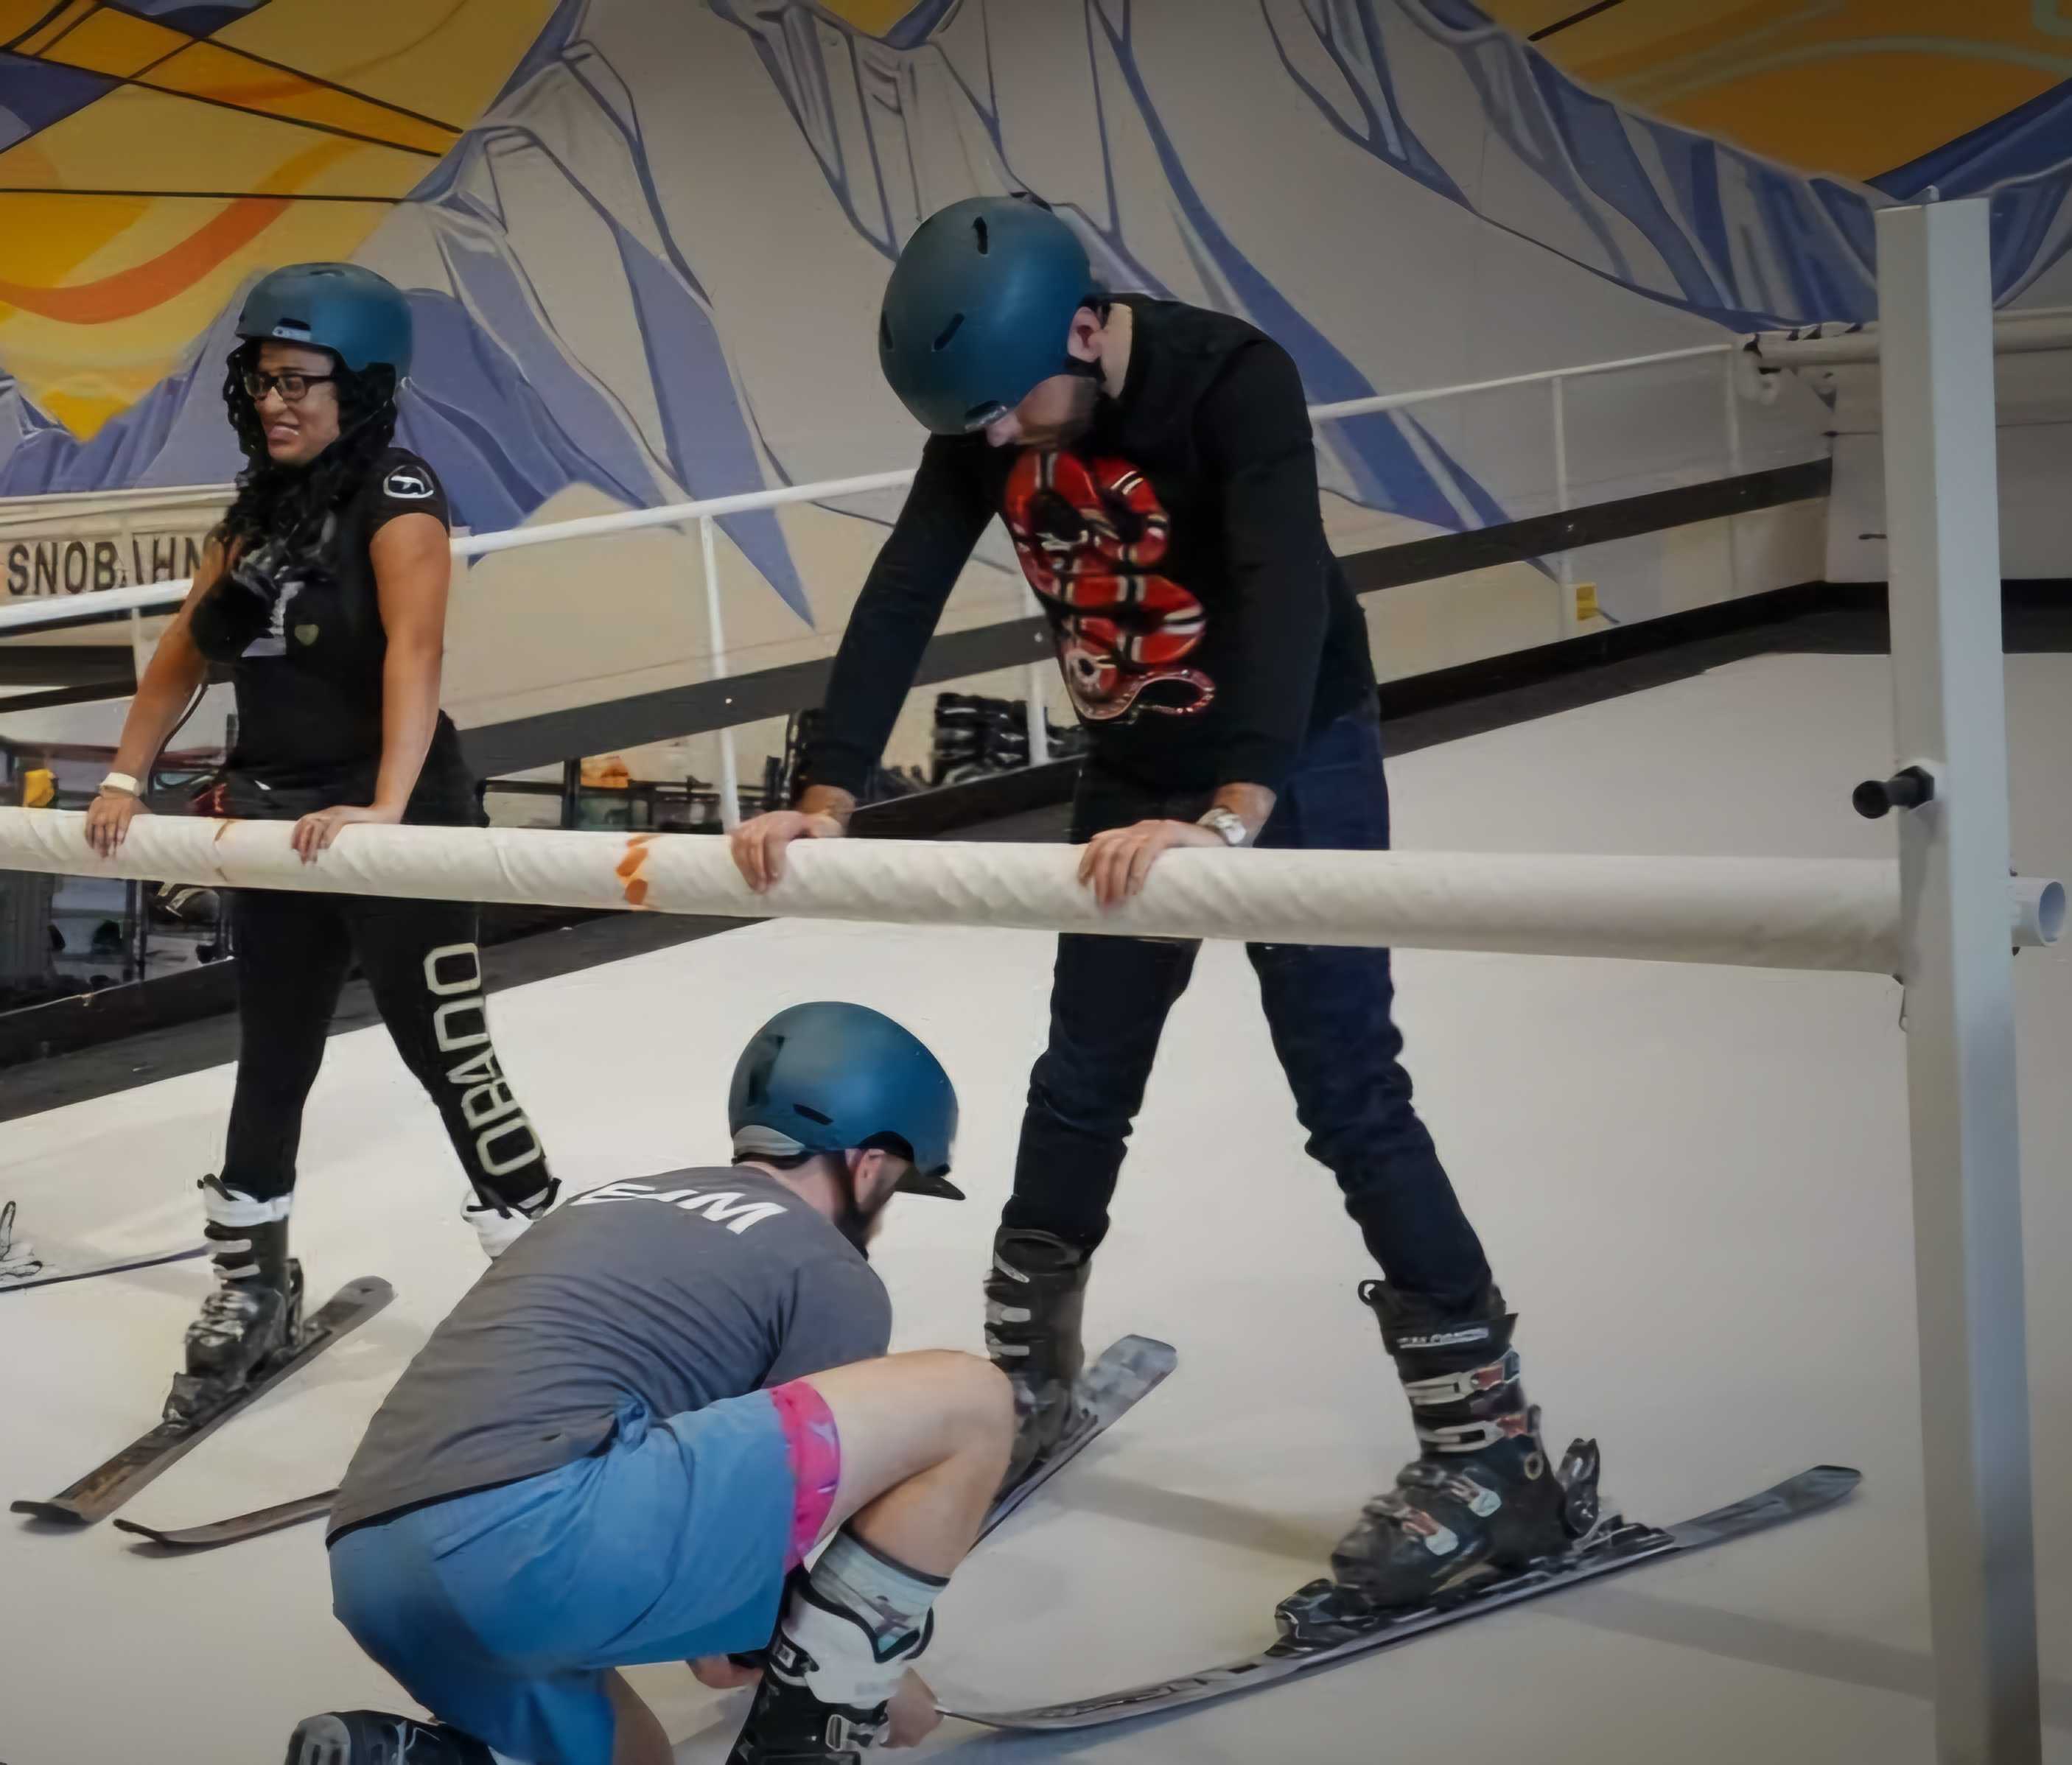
[725, 1573, 931, 1762]
[931, 692, 988, 785]
[166, 1176, 302, 1425]
[1278, 1281, 1598, 1643]
[462, 1176, 560, 1260]
[284, 1710, 494, 1764]
[982, 1226, 1091, 1489]
[982, 701, 1031, 774]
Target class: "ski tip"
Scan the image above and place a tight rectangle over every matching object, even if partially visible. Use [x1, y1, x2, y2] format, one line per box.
[1805, 1464, 1864, 1495]
[10, 1499, 92, 1526]
[110, 1518, 171, 1544]
[1110, 1334, 1178, 1364]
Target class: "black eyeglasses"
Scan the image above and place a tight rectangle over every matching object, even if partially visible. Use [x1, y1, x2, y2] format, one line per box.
[242, 368, 337, 405]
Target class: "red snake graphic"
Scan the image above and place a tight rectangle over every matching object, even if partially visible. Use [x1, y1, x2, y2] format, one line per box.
[1003, 451, 1214, 724]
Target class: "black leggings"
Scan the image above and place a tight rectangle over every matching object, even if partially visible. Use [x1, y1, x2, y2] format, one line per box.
[221, 889, 550, 1208]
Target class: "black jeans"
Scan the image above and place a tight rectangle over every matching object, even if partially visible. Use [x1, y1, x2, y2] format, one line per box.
[222, 890, 551, 1209]
[1005, 712, 1492, 1310]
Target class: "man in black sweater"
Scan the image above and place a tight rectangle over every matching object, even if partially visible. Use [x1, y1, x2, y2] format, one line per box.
[732, 196, 1581, 1613]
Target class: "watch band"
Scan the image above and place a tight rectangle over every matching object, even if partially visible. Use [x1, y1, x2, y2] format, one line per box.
[99, 771, 141, 797]
[1197, 807, 1249, 848]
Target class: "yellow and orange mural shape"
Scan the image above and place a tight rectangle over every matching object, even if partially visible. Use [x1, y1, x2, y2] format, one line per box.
[1485, 0, 2072, 182]
[813, 0, 930, 35]
[0, 0, 557, 439]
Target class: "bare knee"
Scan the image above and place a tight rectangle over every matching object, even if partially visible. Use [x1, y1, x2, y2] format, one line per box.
[937, 1351, 1015, 1457]
[893, 1350, 1012, 1448]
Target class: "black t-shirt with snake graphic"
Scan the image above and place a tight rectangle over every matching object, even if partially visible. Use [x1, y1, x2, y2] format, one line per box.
[808, 295, 1376, 796]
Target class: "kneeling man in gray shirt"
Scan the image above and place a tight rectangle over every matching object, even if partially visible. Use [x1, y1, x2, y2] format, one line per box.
[291, 1001, 1011, 1765]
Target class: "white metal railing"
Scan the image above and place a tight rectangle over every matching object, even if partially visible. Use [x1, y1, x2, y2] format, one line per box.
[1749, 301, 2072, 370]
[1303, 341, 1732, 423]
[0, 336, 1769, 820]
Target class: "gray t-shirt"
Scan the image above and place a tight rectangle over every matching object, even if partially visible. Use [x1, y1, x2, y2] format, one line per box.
[329, 1168, 891, 1539]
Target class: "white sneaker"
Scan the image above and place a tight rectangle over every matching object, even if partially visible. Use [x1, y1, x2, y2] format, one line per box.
[462, 1180, 559, 1260]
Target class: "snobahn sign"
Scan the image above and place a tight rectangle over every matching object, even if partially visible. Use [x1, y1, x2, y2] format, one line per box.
[0, 487, 228, 617]
[4, 530, 210, 601]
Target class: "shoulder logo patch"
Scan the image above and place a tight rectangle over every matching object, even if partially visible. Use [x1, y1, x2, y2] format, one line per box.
[384, 465, 435, 500]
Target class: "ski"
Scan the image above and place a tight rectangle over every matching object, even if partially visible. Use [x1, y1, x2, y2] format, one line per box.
[113, 1487, 337, 1551]
[945, 1464, 1861, 1731]
[110, 1331, 1180, 1558]
[10, 1277, 393, 1527]
[0, 1243, 208, 1294]
[979, 1333, 1177, 1543]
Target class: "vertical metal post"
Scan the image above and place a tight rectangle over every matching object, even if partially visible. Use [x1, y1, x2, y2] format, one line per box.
[1723, 351, 1743, 600]
[1878, 197, 2040, 1765]
[1551, 376, 1575, 637]
[699, 515, 742, 830]
[124, 878, 144, 983]
[559, 759, 580, 830]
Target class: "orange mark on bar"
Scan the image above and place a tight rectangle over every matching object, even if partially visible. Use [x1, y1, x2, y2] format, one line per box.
[617, 835, 657, 910]
[209, 816, 244, 881]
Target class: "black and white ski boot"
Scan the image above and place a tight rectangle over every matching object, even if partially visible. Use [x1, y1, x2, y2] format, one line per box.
[1278, 1282, 1598, 1641]
[284, 1710, 494, 1764]
[724, 1574, 931, 1762]
[166, 1176, 302, 1425]
[982, 1226, 1091, 1487]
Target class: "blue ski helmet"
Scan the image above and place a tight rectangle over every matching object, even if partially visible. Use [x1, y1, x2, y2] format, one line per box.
[878, 195, 1101, 435]
[729, 1003, 962, 1198]
[234, 262, 413, 382]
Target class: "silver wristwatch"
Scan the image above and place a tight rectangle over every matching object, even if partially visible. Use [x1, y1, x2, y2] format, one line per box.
[1197, 807, 1250, 848]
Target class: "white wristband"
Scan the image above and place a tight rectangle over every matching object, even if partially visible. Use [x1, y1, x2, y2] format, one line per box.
[99, 771, 140, 797]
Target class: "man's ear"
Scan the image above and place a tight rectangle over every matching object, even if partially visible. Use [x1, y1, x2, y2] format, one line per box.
[850, 1148, 894, 1208]
[1065, 305, 1105, 362]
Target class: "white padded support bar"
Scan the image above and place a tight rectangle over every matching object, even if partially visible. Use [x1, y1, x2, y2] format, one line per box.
[0, 810, 2061, 974]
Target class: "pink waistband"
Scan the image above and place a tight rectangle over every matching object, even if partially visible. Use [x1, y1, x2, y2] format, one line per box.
[767, 1380, 843, 1570]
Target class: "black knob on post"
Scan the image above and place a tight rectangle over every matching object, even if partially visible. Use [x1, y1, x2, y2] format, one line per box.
[1852, 765, 1935, 820]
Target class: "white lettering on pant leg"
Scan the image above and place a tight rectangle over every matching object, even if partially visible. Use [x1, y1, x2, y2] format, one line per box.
[434, 999, 490, 1053]
[423, 943, 483, 997]
[477, 1116, 544, 1179]
[462, 1079, 518, 1130]
[446, 1048, 500, 1087]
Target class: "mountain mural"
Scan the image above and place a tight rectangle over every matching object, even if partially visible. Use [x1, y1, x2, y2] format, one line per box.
[4, 0, 2068, 613]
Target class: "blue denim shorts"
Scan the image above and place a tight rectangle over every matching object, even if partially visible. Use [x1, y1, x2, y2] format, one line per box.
[329, 1390, 794, 1765]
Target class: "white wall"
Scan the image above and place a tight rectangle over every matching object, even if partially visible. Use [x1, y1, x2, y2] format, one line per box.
[1822, 348, 2072, 583]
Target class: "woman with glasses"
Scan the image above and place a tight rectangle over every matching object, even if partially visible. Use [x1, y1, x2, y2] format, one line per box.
[85, 263, 556, 1422]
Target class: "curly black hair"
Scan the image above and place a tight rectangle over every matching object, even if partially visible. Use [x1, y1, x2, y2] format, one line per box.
[214, 340, 399, 558]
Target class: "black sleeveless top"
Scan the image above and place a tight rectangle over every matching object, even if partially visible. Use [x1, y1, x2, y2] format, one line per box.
[190, 448, 477, 827]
